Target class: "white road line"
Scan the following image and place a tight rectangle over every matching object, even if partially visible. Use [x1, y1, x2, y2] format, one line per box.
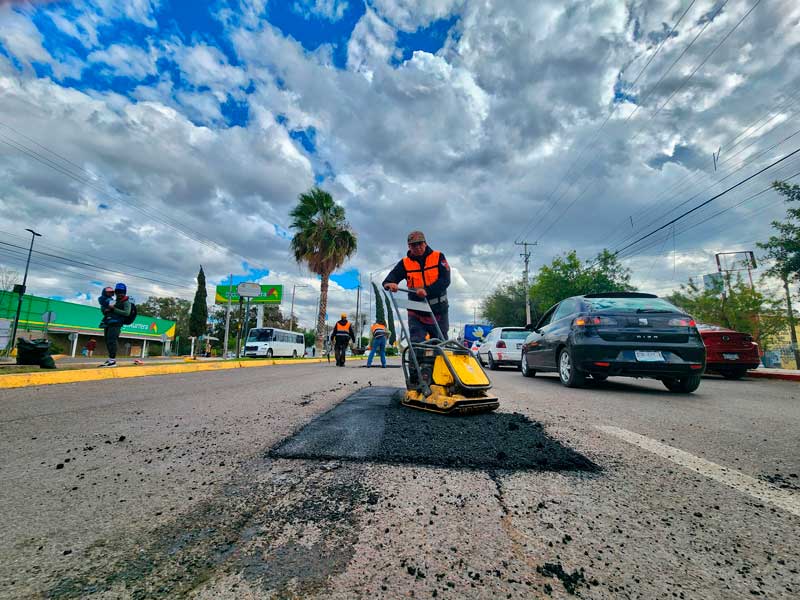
[597, 425, 800, 518]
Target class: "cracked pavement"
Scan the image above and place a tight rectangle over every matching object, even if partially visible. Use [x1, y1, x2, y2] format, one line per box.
[0, 361, 798, 598]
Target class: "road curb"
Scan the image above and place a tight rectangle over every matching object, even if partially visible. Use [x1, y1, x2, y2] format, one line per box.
[0, 356, 365, 389]
[747, 370, 800, 382]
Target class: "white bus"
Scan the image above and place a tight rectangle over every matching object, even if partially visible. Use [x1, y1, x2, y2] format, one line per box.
[243, 327, 305, 358]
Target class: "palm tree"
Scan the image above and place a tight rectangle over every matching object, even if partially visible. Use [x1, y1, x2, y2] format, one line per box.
[290, 187, 358, 351]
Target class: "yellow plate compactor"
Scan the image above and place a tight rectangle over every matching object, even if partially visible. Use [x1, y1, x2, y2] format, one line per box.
[385, 287, 499, 415]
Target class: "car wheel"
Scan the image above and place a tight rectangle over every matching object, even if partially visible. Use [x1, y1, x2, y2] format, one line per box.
[591, 373, 608, 382]
[662, 374, 702, 393]
[720, 368, 746, 380]
[292, 350, 298, 358]
[558, 348, 585, 388]
[266, 349, 274, 358]
[520, 352, 536, 378]
[487, 353, 498, 370]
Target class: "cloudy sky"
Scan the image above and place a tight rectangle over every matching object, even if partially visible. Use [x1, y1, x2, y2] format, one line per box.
[0, 0, 798, 333]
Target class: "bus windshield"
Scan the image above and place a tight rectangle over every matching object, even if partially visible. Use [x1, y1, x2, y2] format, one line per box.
[247, 328, 273, 342]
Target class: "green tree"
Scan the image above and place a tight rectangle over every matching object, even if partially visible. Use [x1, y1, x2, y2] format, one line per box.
[290, 187, 358, 352]
[138, 296, 192, 353]
[209, 304, 290, 351]
[758, 181, 800, 365]
[480, 280, 527, 326]
[529, 250, 633, 316]
[667, 274, 786, 349]
[189, 266, 209, 347]
[383, 289, 397, 345]
[758, 182, 800, 278]
[372, 282, 386, 324]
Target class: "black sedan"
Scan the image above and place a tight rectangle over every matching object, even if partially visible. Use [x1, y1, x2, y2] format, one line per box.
[520, 292, 706, 393]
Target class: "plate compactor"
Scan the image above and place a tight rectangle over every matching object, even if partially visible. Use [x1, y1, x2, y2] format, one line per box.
[385, 287, 499, 415]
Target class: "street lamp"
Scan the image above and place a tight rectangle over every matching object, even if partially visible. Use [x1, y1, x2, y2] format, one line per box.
[5, 228, 42, 356]
[289, 284, 309, 331]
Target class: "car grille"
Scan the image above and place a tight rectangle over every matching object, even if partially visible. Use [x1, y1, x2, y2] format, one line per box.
[244, 345, 258, 351]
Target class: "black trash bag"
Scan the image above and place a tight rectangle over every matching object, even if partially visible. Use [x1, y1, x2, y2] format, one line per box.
[16, 338, 57, 369]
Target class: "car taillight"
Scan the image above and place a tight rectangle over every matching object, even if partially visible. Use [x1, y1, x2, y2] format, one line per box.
[496, 340, 507, 348]
[668, 318, 696, 327]
[573, 316, 617, 327]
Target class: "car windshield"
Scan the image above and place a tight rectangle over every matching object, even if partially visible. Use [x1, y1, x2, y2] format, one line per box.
[500, 330, 528, 339]
[247, 329, 273, 342]
[584, 296, 681, 313]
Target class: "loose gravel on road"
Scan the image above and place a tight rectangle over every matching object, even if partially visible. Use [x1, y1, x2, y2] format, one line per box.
[0, 362, 798, 599]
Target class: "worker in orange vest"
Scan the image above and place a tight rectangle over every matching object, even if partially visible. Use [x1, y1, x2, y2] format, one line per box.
[366, 319, 388, 368]
[383, 230, 451, 342]
[330, 312, 355, 367]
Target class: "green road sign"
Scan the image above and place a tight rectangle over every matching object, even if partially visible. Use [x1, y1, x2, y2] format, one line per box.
[215, 284, 283, 305]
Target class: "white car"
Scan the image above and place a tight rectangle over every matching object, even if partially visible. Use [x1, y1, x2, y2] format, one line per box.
[477, 327, 528, 370]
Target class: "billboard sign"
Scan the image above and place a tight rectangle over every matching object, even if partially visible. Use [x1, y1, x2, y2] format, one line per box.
[463, 324, 491, 343]
[237, 282, 262, 298]
[215, 284, 283, 305]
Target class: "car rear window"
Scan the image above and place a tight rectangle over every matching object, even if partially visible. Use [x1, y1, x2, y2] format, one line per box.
[500, 330, 528, 339]
[583, 297, 681, 313]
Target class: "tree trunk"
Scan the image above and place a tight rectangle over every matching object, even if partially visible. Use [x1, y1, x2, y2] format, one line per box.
[316, 272, 330, 353]
[783, 277, 800, 368]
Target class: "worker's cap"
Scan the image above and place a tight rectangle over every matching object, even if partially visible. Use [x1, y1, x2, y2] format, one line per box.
[407, 230, 426, 244]
[114, 282, 127, 293]
[341, 312, 347, 318]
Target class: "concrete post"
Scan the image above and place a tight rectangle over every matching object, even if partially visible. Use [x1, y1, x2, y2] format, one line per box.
[257, 304, 264, 328]
[142, 339, 148, 358]
[70, 332, 78, 357]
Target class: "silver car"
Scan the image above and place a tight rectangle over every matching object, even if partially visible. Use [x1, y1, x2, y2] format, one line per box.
[477, 327, 528, 370]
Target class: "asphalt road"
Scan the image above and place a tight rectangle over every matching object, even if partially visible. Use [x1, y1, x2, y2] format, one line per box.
[0, 360, 798, 599]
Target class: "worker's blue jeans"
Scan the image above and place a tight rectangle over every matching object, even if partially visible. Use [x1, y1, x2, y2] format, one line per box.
[367, 336, 386, 367]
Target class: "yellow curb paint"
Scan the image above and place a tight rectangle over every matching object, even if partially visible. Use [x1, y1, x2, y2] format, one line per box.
[0, 356, 367, 390]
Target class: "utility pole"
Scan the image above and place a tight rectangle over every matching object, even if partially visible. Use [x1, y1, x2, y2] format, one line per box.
[289, 283, 309, 331]
[355, 274, 361, 343]
[222, 274, 233, 358]
[515, 241, 537, 326]
[6, 228, 41, 356]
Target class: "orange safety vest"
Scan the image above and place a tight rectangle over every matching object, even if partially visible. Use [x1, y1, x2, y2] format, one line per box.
[371, 323, 387, 338]
[403, 251, 441, 289]
[334, 321, 352, 335]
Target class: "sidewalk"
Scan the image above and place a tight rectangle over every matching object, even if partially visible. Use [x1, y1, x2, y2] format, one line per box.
[747, 367, 800, 382]
[0, 355, 368, 389]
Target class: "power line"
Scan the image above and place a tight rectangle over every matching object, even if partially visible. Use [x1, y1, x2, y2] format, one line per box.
[607, 123, 800, 253]
[0, 240, 195, 291]
[612, 146, 800, 259]
[0, 128, 266, 266]
[476, 1, 703, 295]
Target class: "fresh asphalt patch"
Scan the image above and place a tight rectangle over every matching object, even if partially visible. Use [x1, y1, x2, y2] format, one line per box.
[270, 387, 598, 472]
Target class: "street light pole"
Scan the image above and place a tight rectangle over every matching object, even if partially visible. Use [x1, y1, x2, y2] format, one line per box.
[290, 284, 309, 332]
[6, 228, 42, 355]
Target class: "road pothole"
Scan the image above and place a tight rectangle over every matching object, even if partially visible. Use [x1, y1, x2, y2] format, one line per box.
[270, 387, 599, 472]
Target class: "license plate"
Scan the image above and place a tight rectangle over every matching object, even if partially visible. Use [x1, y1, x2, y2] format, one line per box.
[635, 350, 664, 362]
[722, 353, 739, 360]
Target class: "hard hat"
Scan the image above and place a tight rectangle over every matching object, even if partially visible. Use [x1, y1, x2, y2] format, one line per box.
[341, 312, 347, 319]
[114, 282, 127, 293]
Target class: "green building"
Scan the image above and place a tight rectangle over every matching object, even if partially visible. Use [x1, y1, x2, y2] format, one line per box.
[0, 291, 176, 358]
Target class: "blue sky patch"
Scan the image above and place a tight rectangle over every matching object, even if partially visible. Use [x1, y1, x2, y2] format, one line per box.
[289, 126, 317, 154]
[330, 268, 359, 290]
[395, 15, 458, 64]
[265, 1, 365, 69]
[221, 95, 250, 127]
[613, 74, 637, 104]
